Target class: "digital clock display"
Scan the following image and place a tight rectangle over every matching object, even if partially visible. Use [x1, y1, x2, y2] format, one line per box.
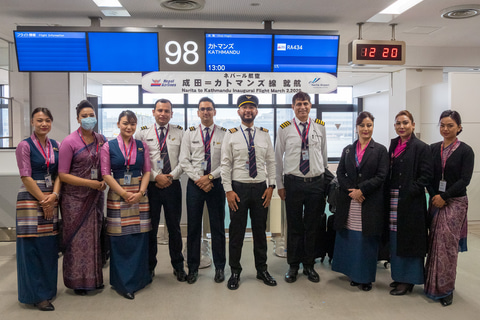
[349, 40, 406, 65]
[356, 44, 402, 61]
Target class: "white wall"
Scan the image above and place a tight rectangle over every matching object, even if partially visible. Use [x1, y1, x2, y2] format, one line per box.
[448, 73, 480, 221]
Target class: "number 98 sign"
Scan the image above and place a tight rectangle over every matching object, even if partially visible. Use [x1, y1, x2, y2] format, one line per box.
[159, 30, 205, 71]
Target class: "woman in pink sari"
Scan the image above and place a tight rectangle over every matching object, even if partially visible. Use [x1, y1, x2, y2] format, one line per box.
[58, 100, 107, 295]
[425, 110, 474, 306]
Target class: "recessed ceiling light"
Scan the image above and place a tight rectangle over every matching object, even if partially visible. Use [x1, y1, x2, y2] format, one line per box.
[441, 5, 480, 19]
[160, 0, 205, 11]
[92, 0, 122, 7]
[101, 9, 131, 17]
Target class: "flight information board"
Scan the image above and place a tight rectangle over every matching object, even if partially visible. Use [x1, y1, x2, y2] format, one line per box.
[273, 35, 339, 73]
[14, 31, 89, 72]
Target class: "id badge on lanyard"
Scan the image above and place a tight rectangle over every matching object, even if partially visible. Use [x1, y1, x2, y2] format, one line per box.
[44, 173, 53, 188]
[439, 179, 447, 192]
[124, 167, 132, 185]
[157, 159, 164, 170]
[302, 149, 310, 160]
[91, 168, 98, 180]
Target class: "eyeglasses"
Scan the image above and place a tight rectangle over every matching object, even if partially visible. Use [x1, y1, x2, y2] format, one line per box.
[199, 107, 214, 112]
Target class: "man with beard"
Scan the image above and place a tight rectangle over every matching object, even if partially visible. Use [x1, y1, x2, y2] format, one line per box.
[220, 94, 276, 290]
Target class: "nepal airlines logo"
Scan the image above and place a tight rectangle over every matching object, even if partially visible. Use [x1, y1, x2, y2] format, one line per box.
[151, 79, 162, 86]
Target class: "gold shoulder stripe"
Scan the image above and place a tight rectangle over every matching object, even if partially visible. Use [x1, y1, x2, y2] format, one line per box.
[177, 125, 184, 130]
[189, 126, 196, 131]
[280, 120, 291, 129]
[260, 127, 269, 133]
[220, 127, 227, 132]
[315, 119, 325, 126]
[229, 128, 238, 134]
[141, 125, 148, 130]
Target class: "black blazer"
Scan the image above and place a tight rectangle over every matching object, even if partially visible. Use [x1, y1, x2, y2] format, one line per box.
[428, 141, 474, 200]
[387, 133, 433, 257]
[335, 139, 389, 236]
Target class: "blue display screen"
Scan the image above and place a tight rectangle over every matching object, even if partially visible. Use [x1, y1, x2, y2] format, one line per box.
[88, 32, 159, 72]
[273, 35, 339, 73]
[14, 31, 89, 72]
[205, 34, 272, 72]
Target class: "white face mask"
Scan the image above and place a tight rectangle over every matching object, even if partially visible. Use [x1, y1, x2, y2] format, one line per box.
[81, 117, 97, 131]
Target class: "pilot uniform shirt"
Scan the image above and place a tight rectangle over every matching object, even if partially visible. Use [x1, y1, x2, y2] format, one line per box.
[180, 124, 226, 181]
[136, 123, 184, 181]
[221, 124, 276, 193]
[275, 116, 328, 190]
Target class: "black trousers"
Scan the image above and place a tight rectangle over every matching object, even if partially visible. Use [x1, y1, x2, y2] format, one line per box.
[284, 174, 325, 268]
[147, 180, 184, 271]
[229, 181, 268, 274]
[186, 178, 226, 271]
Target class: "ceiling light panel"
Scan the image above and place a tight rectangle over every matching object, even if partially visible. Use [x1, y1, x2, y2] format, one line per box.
[92, 0, 123, 7]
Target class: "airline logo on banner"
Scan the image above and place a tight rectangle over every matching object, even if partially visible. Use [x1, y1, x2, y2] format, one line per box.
[142, 72, 337, 94]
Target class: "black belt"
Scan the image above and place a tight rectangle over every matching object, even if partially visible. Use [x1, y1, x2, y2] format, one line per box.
[285, 174, 323, 183]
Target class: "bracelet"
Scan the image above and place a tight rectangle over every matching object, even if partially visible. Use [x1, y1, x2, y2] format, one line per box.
[52, 192, 59, 199]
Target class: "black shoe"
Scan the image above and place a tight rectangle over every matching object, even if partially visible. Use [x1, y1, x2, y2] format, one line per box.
[187, 270, 198, 284]
[389, 281, 400, 288]
[284, 268, 298, 283]
[350, 281, 360, 287]
[74, 289, 87, 296]
[96, 284, 105, 290]
[150, 270, 155, 279]
[227, 272, 240, 290]
[173, 268, 187, 282]
[440, 293, 453, 306]
[257, 270, 277, 286]
[123, 292, 135, 300]
[34, 300, 54, 311]
[214, 269, 225, 283]
[303, 267, 320, 283]
[361, 283, 372, 291]
[389, 283, 414, 296]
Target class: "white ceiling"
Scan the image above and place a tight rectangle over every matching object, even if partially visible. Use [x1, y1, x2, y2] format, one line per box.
[1, 0, 480, 86]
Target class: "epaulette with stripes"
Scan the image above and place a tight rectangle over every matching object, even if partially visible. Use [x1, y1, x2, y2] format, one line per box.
[229, 128, 238, 134]
[220, 126, 227, 132]
[280, 121, 291, 129]
[189, 126, 196, 131]
[176, 125, 183, 130]
[260, 127, 269, 133]
[314, 119, 325, 126]
[141, 126, 149, 130]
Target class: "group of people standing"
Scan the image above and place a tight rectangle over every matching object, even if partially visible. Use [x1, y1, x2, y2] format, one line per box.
[15, 92, 473, 312]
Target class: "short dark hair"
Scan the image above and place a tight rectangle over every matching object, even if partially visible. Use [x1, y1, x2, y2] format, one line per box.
[292, 91, 311, 104]
[76, 100, 95, 117]
[356, 111, 375, 126]
[154, 99, 173, 110]
[118, 110, 137, 124]
[31, 107, 53, 121]
[439, 110, 463, 135]
[198, 97, 215, 109]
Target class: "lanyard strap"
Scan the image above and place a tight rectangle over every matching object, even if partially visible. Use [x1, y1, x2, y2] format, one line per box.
[440, 138, 458, 178]
[240, 126, 255, 151]
[122, 139, 134, 167]
[154, 123, 169, 152]
[293, 118, 311, 146]
[77, 128, 99, 163]
[34, 133, 50, 170]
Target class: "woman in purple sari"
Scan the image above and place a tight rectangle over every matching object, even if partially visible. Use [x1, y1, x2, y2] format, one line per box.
[425, 110, 474, 306]
[58, 100, 107, 295]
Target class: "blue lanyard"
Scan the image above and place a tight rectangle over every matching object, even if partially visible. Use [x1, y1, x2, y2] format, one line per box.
[240, 126, 255, 151]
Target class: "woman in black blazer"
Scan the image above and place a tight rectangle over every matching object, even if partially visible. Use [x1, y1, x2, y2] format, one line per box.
[332, 111, 389, 291]
[425, 110, 474, 306]
[387, 110, 433, 296]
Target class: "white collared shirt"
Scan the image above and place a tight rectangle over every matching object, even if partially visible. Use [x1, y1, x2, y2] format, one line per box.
[221, 123, 276, 192]
[275, 116, 328, 189]
[180, 123, 226, 181]
[135, 122, 184, 180]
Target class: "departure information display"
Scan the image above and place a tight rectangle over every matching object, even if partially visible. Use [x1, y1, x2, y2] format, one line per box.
[273, 35, 339, 73]
[205, 34, 272, 72]
[88, 32, 159, 72]
[14, 31, 89, 72]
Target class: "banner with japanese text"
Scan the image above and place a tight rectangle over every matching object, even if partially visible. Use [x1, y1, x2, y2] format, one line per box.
[142, 72, 337, 95]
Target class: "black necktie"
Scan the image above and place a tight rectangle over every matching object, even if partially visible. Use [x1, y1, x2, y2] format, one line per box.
[247, 128, 257, 178]
[299, 122, 310, 175]
[204, 127, 211, 175]
[159, 127, 171, 174]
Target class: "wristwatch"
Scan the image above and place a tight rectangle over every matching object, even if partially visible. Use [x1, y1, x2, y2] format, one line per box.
[268, 185, 276, 189]
[208, 174, 214, 180]
[140, 190, 146, 197]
